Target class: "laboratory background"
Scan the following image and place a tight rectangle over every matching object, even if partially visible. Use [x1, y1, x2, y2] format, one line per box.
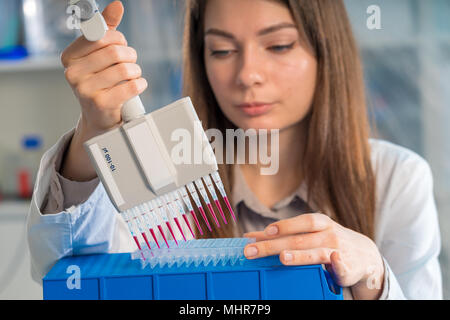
[0, 0, 449, 300]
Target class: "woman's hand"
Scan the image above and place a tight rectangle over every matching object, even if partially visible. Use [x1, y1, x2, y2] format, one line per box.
[61, 1, 148, 136]
[243, 213, 385, 300]
[59, 1, 148, 181]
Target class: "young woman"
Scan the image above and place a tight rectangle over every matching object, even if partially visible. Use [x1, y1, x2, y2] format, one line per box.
[27, 0, 442, 299]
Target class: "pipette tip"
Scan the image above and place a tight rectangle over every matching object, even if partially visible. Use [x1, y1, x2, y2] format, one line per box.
[149, 228, 160, 249]
[166, 221, 178, 246]
[158, 225, 170, 248]
[183, 214, 196, 238]
[190, 210, 203, 235]
[133, 236, 142, 251]
[198, 206, 212, 232]
[215, 199, 227, 225]
[141, 232, 151, 250]
[207, 202, 220, 228]
[174, 217, 186, 241]
[223, 196, 236, 222]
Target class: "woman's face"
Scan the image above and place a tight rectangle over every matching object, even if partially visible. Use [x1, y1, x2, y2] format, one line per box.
[203, 0, 318, 131]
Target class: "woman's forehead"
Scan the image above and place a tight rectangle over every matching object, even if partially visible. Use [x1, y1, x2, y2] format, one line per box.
[203, 0, 294, 34]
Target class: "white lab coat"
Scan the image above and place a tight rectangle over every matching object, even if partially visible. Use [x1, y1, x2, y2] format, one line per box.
[26, 129, 443, 299]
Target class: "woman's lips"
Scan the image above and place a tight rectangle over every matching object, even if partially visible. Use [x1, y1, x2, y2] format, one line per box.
[237, 102, 275, 116]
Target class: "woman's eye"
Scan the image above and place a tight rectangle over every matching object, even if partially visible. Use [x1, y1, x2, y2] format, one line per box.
[210, 50, 233, 58]
[269, 42, 295, 53]
[209, 42, 295, 58]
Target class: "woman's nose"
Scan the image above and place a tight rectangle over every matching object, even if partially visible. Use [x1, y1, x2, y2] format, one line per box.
[235, 48, 266, 88]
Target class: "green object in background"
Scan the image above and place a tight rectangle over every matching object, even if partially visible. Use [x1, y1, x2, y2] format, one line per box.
[0, 0, 21, 49]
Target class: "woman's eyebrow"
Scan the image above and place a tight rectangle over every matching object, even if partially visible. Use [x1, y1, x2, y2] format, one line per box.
[204, 22, 297, 39]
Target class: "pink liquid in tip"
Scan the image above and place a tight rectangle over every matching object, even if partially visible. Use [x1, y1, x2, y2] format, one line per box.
[223, 196, 237, 222]
[214, 199, 227, 225]
[207, 203, 220, 228]
[174, 217, 186, 241]
[183, 214, 196, 238]
[166, 222, 178, 246]
[149, 228, 160, 249]
[133, 236, 145, 261]
[141, 232, 151, 250]
[198, 206, 212, 232]
[158, 225, 170, 248]
[190, 210, 203, 236]
[133, 236, 142, 251]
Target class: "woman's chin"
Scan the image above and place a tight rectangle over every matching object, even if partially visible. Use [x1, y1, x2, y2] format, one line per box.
[236, 119, 282, 132]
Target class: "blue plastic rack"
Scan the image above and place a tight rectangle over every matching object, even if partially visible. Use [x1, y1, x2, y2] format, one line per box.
[43, 252, 343, 300]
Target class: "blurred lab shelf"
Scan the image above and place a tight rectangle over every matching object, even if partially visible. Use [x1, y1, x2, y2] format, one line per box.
[0, 52, 181, 73]
[0, 200, 31, 219]
[0, 55, 62, 73]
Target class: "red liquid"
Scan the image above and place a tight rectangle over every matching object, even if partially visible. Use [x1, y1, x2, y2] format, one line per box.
[183, 214, 195, 238]
[198, 206, 212, 232]
[141, 232, 151, 250]
[166, 221, 178, 246]
[224, 196, 237, 222]
[158, 225, 170, 248]
[214, 199, 227, 225]
[149, 228, 160, 249]
[207, 203, 220, 228]
[174, 217, 186, 241]
[190, 210, 203, 236]
[133, 236, 145, 261]
[133, 236, 142, 250]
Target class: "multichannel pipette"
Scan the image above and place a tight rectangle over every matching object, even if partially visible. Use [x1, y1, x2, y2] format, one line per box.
[75, 0, 238, 255]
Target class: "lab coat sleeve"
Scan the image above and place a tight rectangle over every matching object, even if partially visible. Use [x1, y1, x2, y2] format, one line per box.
[40, 129, 100, 215]
[26, 129, 134, 285]
[376, 153, 442, 300]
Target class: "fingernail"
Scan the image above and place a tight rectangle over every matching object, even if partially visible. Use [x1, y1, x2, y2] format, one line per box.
[284, 252, 293, 261]
[265, 225, 278, 236]
[245, 246, 258, 257]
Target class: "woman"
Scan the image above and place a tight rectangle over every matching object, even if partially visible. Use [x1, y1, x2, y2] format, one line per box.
[27, 0, 442, 299]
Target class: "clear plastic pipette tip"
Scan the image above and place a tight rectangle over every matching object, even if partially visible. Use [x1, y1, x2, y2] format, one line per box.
[178, 188, 203, 236]
[194, 179, 220, 228]
[203, 175, 227, 224]
[148, 200, 170, 248]
[154, 198, 178, 246]
[186, 183, 212, 232]
[170, 191, 196, 239]
[138, 203, 161, 249]
[211, 171, 237, 222]
[131, 207, 152, 250]
[163, 194, 186, 241]
[121, 210, 145, 260]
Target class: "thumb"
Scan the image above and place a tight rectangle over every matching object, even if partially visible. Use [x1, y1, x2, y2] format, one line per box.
[102, 1, 124, 30]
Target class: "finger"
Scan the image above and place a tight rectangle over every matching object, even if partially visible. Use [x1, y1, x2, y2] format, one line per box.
[97, 78, 148, 110]
[102, 0, 124, 30]
[81, 63, 142, 93]
[243, 231, 270, 242]
[61, 30, 127, 68]
[65, 45, 137, 84]
[280, 248, 335, 266]
[263, 213, 332, 238]
[244, 232, 330, 259]
[61, 0, 125, 68]
[329, 250, 348, 281]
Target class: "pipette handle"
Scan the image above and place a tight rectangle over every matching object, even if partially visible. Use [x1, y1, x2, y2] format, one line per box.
[122, 96, 146, 123]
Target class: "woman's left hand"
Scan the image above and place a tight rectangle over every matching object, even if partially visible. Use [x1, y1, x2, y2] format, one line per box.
[243, 213, 385, 300]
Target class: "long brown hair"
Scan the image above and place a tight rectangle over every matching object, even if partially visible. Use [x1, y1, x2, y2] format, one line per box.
[182, 0, 377, 240]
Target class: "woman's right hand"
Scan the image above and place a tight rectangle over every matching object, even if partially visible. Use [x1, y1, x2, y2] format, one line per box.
[61, 0, 148, 136]
[60, 1, 148, 181]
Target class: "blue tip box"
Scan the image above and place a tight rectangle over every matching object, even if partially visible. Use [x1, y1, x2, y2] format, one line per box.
[43, 253, 343, 300]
